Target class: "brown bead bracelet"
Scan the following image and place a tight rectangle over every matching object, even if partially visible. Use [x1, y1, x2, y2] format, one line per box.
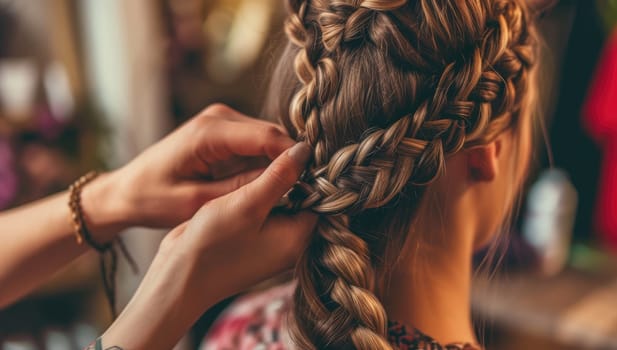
[68, 171, 137, 318]
[68, 171, 104, 248]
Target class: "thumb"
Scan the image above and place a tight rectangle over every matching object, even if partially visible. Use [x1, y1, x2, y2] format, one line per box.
[240, 142, 312, 216]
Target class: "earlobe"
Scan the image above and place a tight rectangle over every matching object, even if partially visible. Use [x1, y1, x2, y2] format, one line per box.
[467, 142, 499, 182]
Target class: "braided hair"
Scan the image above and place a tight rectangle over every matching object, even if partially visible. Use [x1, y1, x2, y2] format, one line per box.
[265, 0, 537, 348]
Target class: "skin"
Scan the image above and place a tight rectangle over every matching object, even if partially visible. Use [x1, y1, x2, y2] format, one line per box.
[99, 141, 316, 349]
[0, 103, 316, 341]
[87, 116, 530, 349]
[90, 112, 530, 349]
[1, 101, 536, 350]
[4, 0, 549, 347]
[384, 113, 532, 345]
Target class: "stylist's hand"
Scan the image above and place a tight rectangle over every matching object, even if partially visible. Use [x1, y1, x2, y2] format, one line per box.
[99, 104, 294, 229]
[163, 141, 316, 302]
[101, 142, 316, 350]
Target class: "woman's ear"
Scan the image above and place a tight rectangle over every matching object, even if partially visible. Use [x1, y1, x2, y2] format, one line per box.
[466, 141, 501, 182]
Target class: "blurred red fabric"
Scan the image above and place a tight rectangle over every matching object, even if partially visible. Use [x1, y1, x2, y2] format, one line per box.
[583, 28, 617, 250]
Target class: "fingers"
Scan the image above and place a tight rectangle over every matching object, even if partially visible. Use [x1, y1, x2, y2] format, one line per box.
[195, 167, 265, 201]
[261, 211, 318, 265]
[198, 119, 296, 163]
[208, 156, 270, 180]
[238, 142, 312, 218]
[200, 103, 287, 134]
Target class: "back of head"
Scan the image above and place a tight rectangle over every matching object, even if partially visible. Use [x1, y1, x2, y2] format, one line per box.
[263, 0, 537, 348]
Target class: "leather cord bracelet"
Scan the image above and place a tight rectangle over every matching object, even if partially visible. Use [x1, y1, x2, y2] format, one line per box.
[68, 172, 138, 318]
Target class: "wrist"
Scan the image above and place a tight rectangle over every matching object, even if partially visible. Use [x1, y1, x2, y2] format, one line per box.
[80, 171, 129, 244]
[157, 237, 220, 311]
[101, 249, 209, 349]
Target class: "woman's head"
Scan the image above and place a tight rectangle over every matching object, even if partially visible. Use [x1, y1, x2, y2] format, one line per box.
[264, 0, 537, 348]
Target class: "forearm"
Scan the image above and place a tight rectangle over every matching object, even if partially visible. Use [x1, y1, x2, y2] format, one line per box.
[0, 172, 126, 308]
[98, 248, 215, 350]
[92, 137, 312, 349]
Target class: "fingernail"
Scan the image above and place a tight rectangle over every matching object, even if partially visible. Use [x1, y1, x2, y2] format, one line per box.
[287, 142, 312, 165]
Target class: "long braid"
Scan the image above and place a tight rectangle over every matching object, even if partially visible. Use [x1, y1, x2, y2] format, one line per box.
[275, 0, 537, 349]
[285, 1, 393, 348]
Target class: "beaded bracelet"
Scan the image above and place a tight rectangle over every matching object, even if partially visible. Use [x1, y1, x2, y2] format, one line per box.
[68, 171, 107, 249]
[68, 172, 137, 318]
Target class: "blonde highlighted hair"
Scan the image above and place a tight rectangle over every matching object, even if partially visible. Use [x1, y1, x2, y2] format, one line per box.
[265, 0, 538, 348]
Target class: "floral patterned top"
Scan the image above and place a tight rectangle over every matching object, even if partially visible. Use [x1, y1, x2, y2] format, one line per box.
[200, 282, 481, 350]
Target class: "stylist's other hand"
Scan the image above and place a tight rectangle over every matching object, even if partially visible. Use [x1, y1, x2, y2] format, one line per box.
[102, 143, 315, 350]
[161, 142, 316, 305]
[105, 104, 295, 229]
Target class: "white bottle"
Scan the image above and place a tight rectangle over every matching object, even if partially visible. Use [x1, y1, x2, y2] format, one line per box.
[522, 168, 578, 276]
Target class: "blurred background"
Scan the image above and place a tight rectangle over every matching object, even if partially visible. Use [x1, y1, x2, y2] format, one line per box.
[0, 0, 616, 349]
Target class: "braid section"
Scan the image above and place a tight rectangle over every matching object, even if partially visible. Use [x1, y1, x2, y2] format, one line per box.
[276, 1, 538, 349]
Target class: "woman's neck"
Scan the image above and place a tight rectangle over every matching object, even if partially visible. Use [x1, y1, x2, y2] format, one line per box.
[382, 199, 478, 345]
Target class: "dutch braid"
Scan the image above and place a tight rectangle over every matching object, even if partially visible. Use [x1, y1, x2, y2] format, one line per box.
[270, 0, 537, 349]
